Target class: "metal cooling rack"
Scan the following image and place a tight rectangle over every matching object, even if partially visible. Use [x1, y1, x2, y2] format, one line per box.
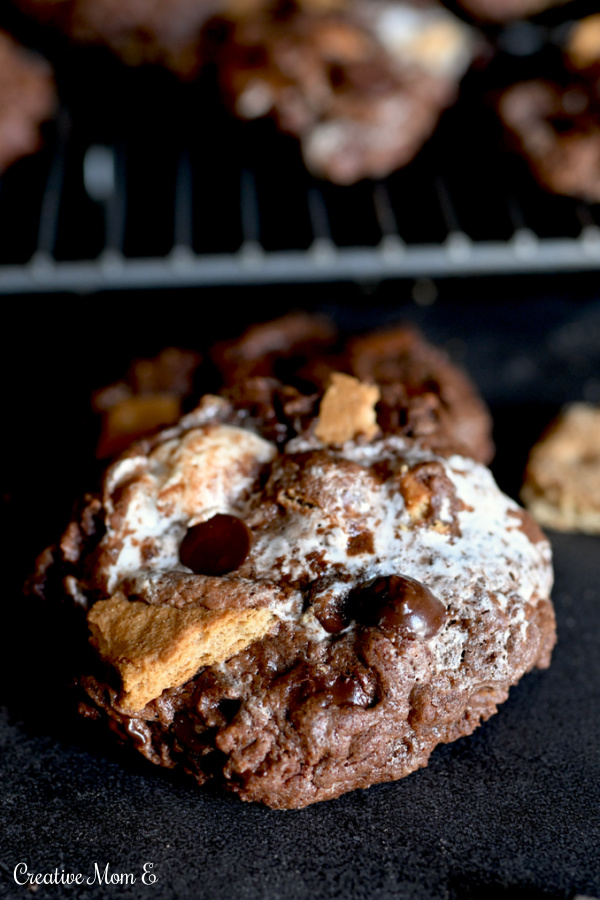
[1, 14, 600, 293]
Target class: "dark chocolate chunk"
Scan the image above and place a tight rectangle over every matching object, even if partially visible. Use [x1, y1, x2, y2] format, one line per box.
[312, 592, 348, 635]
[312, 676, 371, 709]
[179, 514, 252, 576]
[356, 575, 446, 640]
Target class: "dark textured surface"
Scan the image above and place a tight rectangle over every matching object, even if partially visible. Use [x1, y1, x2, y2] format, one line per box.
[2, 280, 599, 899]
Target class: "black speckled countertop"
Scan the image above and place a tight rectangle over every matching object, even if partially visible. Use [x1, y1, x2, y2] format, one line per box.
[2, 278, 599, 900]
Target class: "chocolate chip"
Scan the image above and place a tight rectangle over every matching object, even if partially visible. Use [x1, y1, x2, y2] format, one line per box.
[300, 673, 371, 708]
[309, 582, 351, 634]
[173, 714, 210, 752]
[179, 514, 252, 576]
[320, 677, 370, 707]
[354, 575, 446, 640]
[313, 597, 347, 635]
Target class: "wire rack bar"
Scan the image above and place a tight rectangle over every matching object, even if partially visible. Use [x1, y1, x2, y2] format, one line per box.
[33, 111, 71, 264]
[373, 182, 405, 256]
[1, 236, 598, 293]
[173, 149, 194, 254]
[1, 91, 599, 294]
[103, 143, 127, 258]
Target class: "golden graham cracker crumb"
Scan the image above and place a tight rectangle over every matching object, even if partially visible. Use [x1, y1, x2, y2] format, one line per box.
[88, 593, 276, 711]
[315, 373, 380, 444]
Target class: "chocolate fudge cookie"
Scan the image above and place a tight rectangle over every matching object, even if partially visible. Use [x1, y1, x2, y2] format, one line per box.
[496, 11, 600, 203]
[293, 325, 495, 463]
[91, 313, 335, 458]
[217, 0, 476, 183]
[456, 0, 565, 23]
[30, 375, 555, 809]
[92, 315, 494, 465]
[0, 30, 56, 173]
[497, 77, 600, 203]
[211, 311, 337, 387]
[214, 319, 494, 463]
[13, 0, 226, 78]
[521, 403, 600, 533]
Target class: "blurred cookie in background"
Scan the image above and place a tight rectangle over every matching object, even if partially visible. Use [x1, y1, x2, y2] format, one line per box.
[496, 77, 600, 203]
[211, 311, 337, 386]
[92, 312, 494, 466]
[521, 403, 600, 533]
[93, 346, 203, 458]
[493, 8, 600, 204]
[0, 28, 56, 173]
[217, 0, 477, 184]
[12, 0, 230, 78]
[455, 0, 566, 24]
[294, 324, 495, 463]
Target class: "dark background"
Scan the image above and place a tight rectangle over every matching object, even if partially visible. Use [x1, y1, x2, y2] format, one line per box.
[1, 278, 599, 900]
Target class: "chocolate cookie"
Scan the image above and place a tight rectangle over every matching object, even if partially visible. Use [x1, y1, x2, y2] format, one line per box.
[0, 29, 56, 173]
[456, 0, 565, 23]
[217, 0, 476, 183]
[92, 315, 494, 465]
[12, 0, 227, 78]
[521, 403, 600, 533]
[212, 319, 494, 463]
[496, 12, 600, 204]
[30, 375, 555, 809]
[292, 324, 496, 463]
[497, 77, 600, 203]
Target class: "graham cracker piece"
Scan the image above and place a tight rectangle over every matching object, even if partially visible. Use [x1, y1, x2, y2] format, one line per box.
[521, 403, 600, 534]
[400, 468, 431, 521]
[88, 593, 276, 711]
[314, 372, 380, 444]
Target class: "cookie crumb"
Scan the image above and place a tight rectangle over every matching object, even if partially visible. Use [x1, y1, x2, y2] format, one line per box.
[315, 372, 380, 444]
[88, 594, 275, 710]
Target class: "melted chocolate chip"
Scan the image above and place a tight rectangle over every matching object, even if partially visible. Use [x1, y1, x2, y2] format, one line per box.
[321, 677, 370, 707]
[301, 673, 371, 709]
[309, 581, 352, 634]
[179, 514, 252, 576]
[354, 575, 446, 640]
[173, 714, 212, 752]
[313, 597, 347, 635]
